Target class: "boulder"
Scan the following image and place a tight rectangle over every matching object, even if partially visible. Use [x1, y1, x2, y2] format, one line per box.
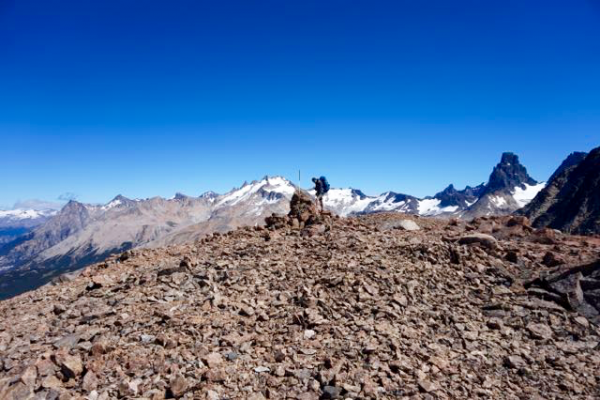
[379, 219, 420, 231]
[459, 233, 498, 249]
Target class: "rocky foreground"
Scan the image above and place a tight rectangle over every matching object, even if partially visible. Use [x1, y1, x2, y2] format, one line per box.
[1, 196, 599, 399]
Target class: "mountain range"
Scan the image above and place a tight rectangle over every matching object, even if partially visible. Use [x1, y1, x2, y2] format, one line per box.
[0, 151, 565, 299]
[324, 152, 545, 218]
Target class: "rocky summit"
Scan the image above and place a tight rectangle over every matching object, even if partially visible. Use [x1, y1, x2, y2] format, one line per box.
[482, 153, 538, 196]
[460, 153, 543, 220]
[1, 205, 600, 399]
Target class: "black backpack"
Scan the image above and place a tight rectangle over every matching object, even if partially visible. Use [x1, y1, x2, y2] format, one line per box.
[320, 176, 330, 194]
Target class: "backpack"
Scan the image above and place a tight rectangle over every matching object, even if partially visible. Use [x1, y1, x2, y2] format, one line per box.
[320, 176, 330, 194]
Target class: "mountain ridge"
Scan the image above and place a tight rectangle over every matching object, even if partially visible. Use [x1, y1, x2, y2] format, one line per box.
[521, 146, 600, 234]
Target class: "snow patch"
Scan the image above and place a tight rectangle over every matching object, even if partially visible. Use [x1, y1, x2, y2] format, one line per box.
[371, 198, 407, 212]
[513, 182, 546, 208]
[418, 199, 442, 216]
[101, 199, 122, 211]
[416, 199, 460, 216]
[366, 192, 411, 213]
[490, 196, 507, 208]
[440, 205, 459, 213]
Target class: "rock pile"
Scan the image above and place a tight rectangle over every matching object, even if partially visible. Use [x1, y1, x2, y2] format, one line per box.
[265, 190, 333, 231]
[0, 212, 599, 399]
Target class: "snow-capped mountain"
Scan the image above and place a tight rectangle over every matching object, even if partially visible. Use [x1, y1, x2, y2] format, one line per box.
[214, 176, 295, 210]
[319, 153, 544, 218]
[0, 208, 57, 227]
[460, 153, 545, 218]
[0, 208, 59, 246]
[319, 189, 453, 217]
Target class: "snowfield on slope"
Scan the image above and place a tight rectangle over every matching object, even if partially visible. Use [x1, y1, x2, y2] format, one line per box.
[216, 177, 296, 208]
[513, 182, 546, 208]
[417, 199, 459, 216]
[322, 189, 374, 217]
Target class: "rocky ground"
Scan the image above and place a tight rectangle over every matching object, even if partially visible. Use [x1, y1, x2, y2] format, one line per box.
[0, 192, 599, 399]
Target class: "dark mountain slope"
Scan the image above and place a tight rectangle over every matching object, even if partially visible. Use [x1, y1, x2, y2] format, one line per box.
[521, 147, 600, 234]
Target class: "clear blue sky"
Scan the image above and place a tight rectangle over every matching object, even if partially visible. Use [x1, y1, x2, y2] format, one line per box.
[1, 0, 599, 208]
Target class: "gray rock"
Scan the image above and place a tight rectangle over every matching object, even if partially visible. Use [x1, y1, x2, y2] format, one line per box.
[322, 385, 343, 399]
[380, 219, 420, 231]
[459, 233, 498, 249]
[504, 355, 527, 369]
[52, 334, 79, 350]
[527, 323, 553, 340]
[140, 334, 156, 343]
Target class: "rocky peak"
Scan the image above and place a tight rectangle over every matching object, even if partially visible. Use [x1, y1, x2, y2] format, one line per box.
[500, 152, 519, 165]
[434, 184, 483, 208]
[60, 200, 90, 216]
[199, 191, 219, 200]
[350, 189, 368, 199]
[434, 185, 458, 206]
[383, 192, 416, 203]
[548, 151, 587, 183]
[104, 195, 135, 208]
[463, 184, 486, 197]
[172, 193, 189, 201]
[435, 184, 458, 197]
[483, 152, 537, 195]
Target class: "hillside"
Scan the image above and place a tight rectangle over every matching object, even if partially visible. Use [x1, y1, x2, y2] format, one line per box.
[0, 178, 294, 299]
[521, 147, 600, 234]
[1, 205, 599, 399]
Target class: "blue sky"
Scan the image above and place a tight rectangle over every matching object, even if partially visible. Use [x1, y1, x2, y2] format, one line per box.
[1, 0, 599, 208]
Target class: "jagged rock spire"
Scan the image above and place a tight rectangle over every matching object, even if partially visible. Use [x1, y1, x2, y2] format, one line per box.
[483, 152, 537, 195]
